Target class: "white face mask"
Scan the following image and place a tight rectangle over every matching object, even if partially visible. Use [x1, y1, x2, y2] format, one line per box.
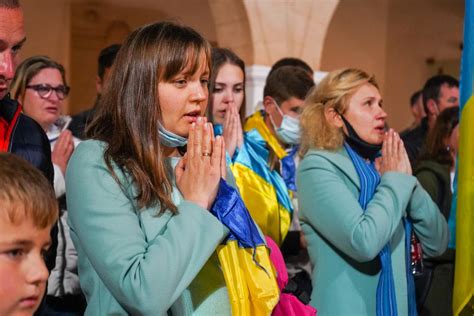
[158, 123, 187, 147]
[269, 102, 301, 145]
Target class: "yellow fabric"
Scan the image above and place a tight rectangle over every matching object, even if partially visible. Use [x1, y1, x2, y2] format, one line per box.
[217, 241, 279, 316]
[244, 111, 287, 160]
[231, 163, 292, 245]
[453, 96, 474, 316]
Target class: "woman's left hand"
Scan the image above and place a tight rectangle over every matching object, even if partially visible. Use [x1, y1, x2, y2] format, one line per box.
[375, 129, 411, 175]
[175, 118, 226, 209]
[52, 129, 75, 175]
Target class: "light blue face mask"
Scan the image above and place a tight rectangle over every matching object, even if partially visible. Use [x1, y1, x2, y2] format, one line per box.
[269, 103, 301, 145]
[158, 124, 188, 147]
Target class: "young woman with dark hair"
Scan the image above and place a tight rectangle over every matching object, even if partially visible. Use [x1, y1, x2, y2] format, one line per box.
[66, 22, 233, 315]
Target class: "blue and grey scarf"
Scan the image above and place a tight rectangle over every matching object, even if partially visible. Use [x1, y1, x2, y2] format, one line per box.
[344, 142, 417, 316]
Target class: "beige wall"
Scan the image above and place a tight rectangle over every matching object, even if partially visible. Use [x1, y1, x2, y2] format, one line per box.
[384, 0, 463, 131]
[69, 2, 168, 113]
[320, 0, 463, 131]
[18, 0, 464, 126]
[69, 0, 218, 114]
[321, 0, 389, 94]
[21, 0, 71, 110]
[22, 0, 71, 68]
[19, 0, 218, 115]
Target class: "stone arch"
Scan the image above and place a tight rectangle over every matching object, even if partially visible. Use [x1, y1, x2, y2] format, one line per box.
[208, 0, 254, 64]
[69, 1, 168, 113]
[209, 0, 339, 70]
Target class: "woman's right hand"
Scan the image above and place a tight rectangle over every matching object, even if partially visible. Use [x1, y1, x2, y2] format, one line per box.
[222, 105, 243, 158]
[175, 117, 226, 209]
[376, 129, 412, 175]
[52, 129, 75, 175]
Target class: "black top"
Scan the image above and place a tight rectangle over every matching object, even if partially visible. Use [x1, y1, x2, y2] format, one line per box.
[401, 117, 429, 167]
[68, 100, 98, 140]
[0, 95, 54, 184]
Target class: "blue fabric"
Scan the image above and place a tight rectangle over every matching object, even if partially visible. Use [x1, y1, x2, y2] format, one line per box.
[448, 164, 458, 249]
[344, 143, 416, 316]
[213, 126, 293, 213]
[214, 124, 241, 162]
[213, 124, 224, 136]
[403, 219, 418, 316]
[210, 178, 265, 248]
[235, 130, 294, 213]
[281, 145, 298, 192]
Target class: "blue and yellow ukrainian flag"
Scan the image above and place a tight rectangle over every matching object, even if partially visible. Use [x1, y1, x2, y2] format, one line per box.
[224, 110, 294, 245]
[211, 179, 279, 315]
[453, 1, 474, 314]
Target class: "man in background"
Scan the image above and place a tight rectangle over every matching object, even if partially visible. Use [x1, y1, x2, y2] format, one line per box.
[401, 90, 425, 136]
[69, 43, 121, 139]
[402, 75, 459, 166]
[0, 2, 57, 315]
[0, 0, 53, 183]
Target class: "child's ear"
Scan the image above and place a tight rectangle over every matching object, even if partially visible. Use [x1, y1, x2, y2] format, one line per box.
[263, 96, 276, 115]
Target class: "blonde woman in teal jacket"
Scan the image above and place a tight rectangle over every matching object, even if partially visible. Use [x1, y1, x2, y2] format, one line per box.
[297, 69, 448, 316]
[66, 22, 233, 315]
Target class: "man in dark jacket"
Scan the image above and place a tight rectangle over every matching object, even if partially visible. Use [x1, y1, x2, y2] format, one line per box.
[69, 44, 121, 139]
[402, 75, 459, 167]
[0, 0, 53, 183]
[0, 0, 56, 273]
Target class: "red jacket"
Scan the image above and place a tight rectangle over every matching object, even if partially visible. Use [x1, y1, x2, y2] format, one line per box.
[0, 94, 54, 183]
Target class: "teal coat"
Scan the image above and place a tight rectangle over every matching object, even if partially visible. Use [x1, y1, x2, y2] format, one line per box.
[66, 140, 231, 315]
[297, 147, 448, 316]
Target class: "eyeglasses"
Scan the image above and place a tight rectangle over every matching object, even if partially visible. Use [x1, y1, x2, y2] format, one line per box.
[26, 84, 70, 100]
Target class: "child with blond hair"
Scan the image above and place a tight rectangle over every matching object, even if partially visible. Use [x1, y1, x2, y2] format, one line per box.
[0, 153, 58, 315]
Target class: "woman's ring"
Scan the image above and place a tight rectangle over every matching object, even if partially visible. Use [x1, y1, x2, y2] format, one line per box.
[202, 152, 211, 157]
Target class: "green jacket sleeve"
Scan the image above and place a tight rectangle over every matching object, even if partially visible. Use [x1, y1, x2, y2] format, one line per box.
[407, 181, 448, 258]
[297, 154, 417, 262]
[66, 141, 228, 315]
[415, 169, 440, 205]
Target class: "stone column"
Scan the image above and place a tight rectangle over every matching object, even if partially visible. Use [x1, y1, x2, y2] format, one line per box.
[209, 0, 338, 115]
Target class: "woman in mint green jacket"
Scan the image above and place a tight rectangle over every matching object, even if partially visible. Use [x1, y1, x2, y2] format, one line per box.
[297, 69, 448, 316]
[66, 22, 232, 315]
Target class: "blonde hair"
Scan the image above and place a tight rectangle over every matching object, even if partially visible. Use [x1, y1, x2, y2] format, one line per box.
[0, 153, 58, 228]
[300, 68, 379, 156]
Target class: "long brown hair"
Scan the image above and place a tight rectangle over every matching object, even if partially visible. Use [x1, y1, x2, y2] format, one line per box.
[87, 21, 211, 214]
[418, 106, 459, 166]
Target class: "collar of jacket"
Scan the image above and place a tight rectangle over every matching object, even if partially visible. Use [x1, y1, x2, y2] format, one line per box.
[0, 94, 21, 123]
[244, 110, 288, 160]
[304, 146, 362, 190]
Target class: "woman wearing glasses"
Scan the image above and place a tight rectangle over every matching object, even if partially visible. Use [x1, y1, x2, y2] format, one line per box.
[10, 56, 85, 315]
[11, 56, 77, 198]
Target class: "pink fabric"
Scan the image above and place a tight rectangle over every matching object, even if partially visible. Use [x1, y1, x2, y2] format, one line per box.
[265, 237, 317, 316]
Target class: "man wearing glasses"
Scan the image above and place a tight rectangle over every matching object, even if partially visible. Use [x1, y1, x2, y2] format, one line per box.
[0, 0, 54, 184]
